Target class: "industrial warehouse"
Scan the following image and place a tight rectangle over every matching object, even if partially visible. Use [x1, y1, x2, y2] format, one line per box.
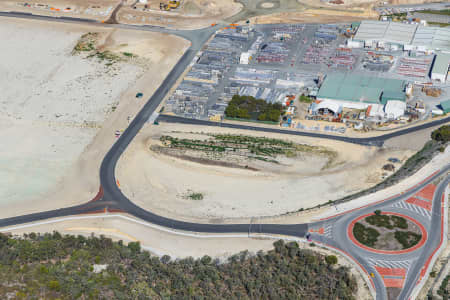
[162, 20, 450, 133]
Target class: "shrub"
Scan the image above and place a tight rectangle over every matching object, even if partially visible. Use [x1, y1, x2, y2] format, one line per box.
[325, 255, 338, 265]
[431, 125, 450, 143]
[353, 223, 380, 247]
[394, 231, 421, 249]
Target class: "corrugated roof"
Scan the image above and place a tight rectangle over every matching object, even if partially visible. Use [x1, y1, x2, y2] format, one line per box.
[317, 74, 405, 104]
[432, 52, 450, 75]
[441, 99, 450, 113]
[354, 20, 417, 45]
[412, 26, 450, 51]
[381, 91, 406, 105]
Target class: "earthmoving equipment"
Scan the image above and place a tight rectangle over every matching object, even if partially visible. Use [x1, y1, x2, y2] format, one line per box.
[168, 0, 180, 9]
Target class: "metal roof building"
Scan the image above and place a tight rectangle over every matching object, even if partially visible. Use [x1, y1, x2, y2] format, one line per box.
[354, 20, 418, 45]
[317, 73, 405, 104]
[431, 52, 450, 82]
[412, 26, 450, 52]
[440, 99, 450, 113]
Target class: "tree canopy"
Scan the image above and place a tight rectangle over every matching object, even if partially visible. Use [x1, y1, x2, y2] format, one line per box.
[0, 233, 358, 299]
[225, 95, 284, 122]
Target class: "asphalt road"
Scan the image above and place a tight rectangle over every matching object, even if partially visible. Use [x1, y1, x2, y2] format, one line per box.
[311, 166, 450, 300]
[158, 114, 450, 146]
[0, 11, 449, 300]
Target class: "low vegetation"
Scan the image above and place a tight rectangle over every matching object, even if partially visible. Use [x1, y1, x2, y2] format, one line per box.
[0, 234, 358, 299]
[159, 134, 337, 167]
[353, 222, 380, 247]
[186, 191, 204, 200]
[225, 95, 285, 122]
[336, 124, 449, 205]
[72, 32, 137, 66]
[366, 212, 408, 230]
[72, 32, 98, 53]
[438, 274, 450, 300]
[394, 231, 422, 249]
[420, 9, 450, 16]
[299, 94, 313, 103]
[431, 125, 450, 143]
[354, 213, 421, 250]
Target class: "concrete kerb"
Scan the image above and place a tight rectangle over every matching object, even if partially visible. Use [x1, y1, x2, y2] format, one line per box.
[409, 184, 449, 299]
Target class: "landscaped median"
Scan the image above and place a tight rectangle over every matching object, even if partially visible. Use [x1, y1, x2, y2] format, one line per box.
[347, 211, 427, 254]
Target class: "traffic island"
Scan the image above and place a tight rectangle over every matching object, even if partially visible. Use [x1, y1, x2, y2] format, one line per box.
[348, 211, 427, 254]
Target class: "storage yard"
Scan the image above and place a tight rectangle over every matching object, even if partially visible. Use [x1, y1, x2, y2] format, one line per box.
[162, 20, 450, 132]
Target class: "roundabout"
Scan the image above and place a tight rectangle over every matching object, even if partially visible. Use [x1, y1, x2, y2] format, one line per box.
[348, 212, 427, 255]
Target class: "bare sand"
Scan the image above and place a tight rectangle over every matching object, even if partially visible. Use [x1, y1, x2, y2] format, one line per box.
[117, 0, 242, 29]
[0, 17, 190, 218]
[116, 122, 413, 222]
[0, 0, 120, 21]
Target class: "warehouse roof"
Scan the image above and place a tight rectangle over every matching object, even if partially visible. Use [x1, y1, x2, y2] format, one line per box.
[317, 73, 405, 104]
[441, 99, 450, 113]
[432, 52, 450, 76]
[412, 26, 450, 52]
[354, 20, 418, 45]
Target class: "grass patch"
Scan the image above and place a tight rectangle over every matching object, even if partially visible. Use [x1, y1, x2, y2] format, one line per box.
[353, 222, 380, 247]
[419, 9, 450, 16]
[299, 94, 313, 103]
[122, 52, 135, 58]
[427, 22, 450, 27]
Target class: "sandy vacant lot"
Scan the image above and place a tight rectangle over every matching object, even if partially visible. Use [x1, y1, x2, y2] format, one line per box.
[116, 122, 413, 222]
[117, 0, 242, 29]
[0, 0, 120, 21]
[0, 17, 189, 218]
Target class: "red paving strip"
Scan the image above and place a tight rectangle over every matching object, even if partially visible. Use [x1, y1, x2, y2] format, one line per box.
[348, 212, 427, 254]
[415, 184, 436, 201]
[375, 266, 406, 277]
[315, 241, 375, 289]
[107, 208, 125, 213]
[88, 186, 104, 203]
[81, 209, 107, 215]
[419, 201, 445, 280]
[383, 277, 405, 288]
[405, 197, 432, 211]
[404, 170, 440, 193]
[308, 228, 324, 234]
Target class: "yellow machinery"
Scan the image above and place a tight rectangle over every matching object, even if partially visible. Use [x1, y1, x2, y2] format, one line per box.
[160, 0, 180, 10]
[168, 0, 180, 9]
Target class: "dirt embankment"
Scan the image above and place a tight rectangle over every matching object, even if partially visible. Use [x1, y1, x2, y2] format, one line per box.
[116, 122, 413, 222]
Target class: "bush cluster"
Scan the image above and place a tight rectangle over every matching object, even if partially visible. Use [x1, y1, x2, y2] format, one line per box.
[225, 95, 284, 122]
[353, 223, 380, 247]
[0, 234, 357, 299]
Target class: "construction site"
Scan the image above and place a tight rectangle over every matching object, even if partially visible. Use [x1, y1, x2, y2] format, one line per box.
[162, 20, 450, 133]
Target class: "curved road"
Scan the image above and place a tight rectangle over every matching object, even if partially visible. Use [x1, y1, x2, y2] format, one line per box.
[0, 11, 449, 300]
